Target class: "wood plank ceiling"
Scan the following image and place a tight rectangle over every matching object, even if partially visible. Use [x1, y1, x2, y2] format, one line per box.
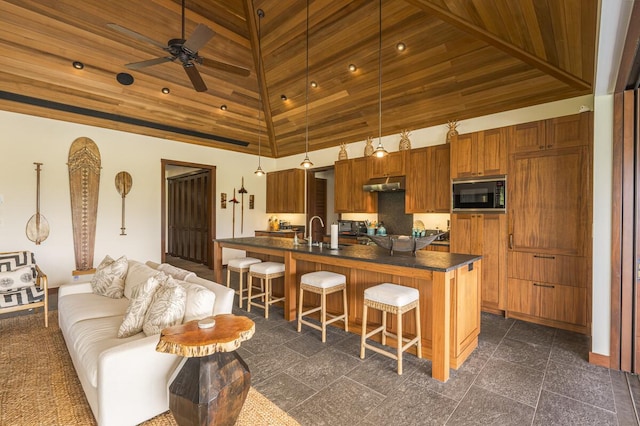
[0, 0, 596, 158]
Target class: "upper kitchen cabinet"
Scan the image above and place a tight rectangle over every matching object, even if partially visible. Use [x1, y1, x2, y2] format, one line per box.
[406, 144, 450, 213]
[368, 150, 407, 178]
[266, 168, 305, 213]
[511, 112, 591, 154]
[450, 128, 508, 179]
[335, 157, 377, 213]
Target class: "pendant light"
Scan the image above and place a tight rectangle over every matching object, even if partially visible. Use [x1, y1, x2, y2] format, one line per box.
[373, 0, 388, 158]
[254, 8, 265, 176]
[300, 0, 313, 169]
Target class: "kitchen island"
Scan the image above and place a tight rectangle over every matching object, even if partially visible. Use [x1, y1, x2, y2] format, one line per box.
[213, 236, 481, 382]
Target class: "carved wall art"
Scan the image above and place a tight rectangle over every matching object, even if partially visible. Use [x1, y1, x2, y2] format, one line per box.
[67, 137, 101, 273]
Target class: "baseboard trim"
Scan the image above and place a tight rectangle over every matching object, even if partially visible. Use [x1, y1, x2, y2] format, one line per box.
[589, 351, 610, 368]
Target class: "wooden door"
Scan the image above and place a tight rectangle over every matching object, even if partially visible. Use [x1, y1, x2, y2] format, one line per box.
[480, 214, 508, 311]
[167, 169, 210, 264]
[546, 113, 591, 150]
[432, 144, 451, 212]
[510, 121, 546, 154]
[266, 172, 278, 213]
[308, 175, 327, 243]
[508, 146, 589, 256]
[352, 157, 377, 212]
[478, 127, 508, 176]
[450, 133, 476, 178]
[450, 214, 478, 255]
[405, 147, 428, 213]
[334, 160, 351, 212]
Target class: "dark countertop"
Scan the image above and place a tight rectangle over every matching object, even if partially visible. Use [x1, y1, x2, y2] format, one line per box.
[332, 233, 450, 247]
[215, 236, 479, 273]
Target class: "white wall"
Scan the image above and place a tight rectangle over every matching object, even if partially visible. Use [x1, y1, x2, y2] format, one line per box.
[0, 110, 275, 287]
[0, 92, 612, 357]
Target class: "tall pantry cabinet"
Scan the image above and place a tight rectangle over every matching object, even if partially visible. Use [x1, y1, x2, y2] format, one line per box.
[506, 112, 592, 334]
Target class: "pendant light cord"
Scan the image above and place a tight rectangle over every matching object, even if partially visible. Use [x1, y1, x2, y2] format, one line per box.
[257, 9, 263, 165]
[378, 0, 382, 146]
[305, 0, 310, 156]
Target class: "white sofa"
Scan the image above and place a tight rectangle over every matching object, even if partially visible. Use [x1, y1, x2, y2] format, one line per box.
[58, 259, 234, 426]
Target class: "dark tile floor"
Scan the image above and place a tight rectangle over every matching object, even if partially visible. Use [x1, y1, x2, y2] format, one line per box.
[5, 257, 638, 425]
[167, 257, 639, 425]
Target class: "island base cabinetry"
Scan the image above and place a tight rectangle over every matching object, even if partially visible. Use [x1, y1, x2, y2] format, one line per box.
[293, 257, 481, 370]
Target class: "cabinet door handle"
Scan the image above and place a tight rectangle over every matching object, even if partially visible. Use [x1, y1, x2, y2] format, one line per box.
[533, 283, 555, 289]
[509, 233, 513, 249]
[533, 254, 556, 259]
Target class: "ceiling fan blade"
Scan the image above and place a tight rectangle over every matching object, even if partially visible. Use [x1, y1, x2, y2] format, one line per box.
[125, 57, 174, 70]
[183, 24, 215, 53]
[183, 63, 207, 92]
[200, 58, 250, 77]
[107, 23, 167, 50]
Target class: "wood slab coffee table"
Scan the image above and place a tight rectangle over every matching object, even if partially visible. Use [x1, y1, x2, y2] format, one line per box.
[157, 314, 255, 426]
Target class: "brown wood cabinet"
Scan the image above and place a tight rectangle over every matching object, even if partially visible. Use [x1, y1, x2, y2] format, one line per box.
[450, 127, 508, 178]
[405, 144, 450, 213]
[368, 150, 407, 178]
[266, 168, 305, 213]
[506, 112, 592, 333]
[451, 213, 507, 313]
[334, 158, 377, 213]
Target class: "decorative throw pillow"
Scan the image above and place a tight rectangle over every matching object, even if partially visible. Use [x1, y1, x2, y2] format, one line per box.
[124, 261, 160, 299]
[0, 266, 36, 292]
[91, 255, 128, 299]
[142, 277, 186, 336]
[180, 281, 216, 322]
[157, 263, 196, 281]
[117, 274, 164, 338]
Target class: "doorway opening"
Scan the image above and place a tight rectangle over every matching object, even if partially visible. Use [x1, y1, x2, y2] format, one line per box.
[161, 159, 216, 268]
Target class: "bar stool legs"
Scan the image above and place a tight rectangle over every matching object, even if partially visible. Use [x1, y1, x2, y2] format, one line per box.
[360, 283, 421, 375]
[226, 257, 262, 308]
[297, 271, 348, 342]
[247, 262, 285, 319]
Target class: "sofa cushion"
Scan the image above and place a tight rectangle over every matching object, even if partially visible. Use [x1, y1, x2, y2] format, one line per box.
[91, 255, 128, 299]
[156, 263, 196, 281]
[124, 261, 161, 299]
[142, 277, 186, 336]
[117, 275, 163, 338]
[66, 315, 145, 388]
[58, 293, 130, 332]
[180, 281, 216, 322]
[0, 266, 36, 292]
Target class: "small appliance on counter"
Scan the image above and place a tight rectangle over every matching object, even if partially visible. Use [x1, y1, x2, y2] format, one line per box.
[337, 220, 367, 236]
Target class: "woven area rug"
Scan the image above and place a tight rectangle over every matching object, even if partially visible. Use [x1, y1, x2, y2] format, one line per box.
[0, 312, 300, 426]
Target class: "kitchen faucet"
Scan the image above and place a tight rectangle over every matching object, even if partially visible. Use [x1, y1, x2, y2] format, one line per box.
[308, 216, 325, 246]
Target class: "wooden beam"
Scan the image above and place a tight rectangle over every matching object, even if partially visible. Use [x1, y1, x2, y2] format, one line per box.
[405, 0, 591, 92]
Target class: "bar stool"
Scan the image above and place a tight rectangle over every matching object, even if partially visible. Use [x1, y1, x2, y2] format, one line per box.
[297, 271, 348, 342]
[226, 257, 262, 308]
[247, 262, 285, 319]
[360, 283, 422, 375]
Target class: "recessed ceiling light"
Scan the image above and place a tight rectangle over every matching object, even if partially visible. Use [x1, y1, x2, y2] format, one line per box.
[396, 42, 406, 52]
[310, 81, 318, 88]
[348, 64, 357, 72]
[220, 104, 228, 111]
[161, 87, 170, 94]
[72, 61, 84, 70]
[281, 94, 287, 101]
[116, 72, 134, 85]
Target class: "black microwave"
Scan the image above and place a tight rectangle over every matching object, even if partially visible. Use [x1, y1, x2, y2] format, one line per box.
[452, 176, 506, 213]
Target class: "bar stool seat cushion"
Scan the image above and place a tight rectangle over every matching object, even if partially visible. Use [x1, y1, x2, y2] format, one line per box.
[364, 283, 419, 307]
[228, 257, 261, 269]
[250, 262, 285, 275]
[301, 271, 346, 289]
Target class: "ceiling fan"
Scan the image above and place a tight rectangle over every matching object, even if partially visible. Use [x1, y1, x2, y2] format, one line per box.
[107, 0, 250, 92]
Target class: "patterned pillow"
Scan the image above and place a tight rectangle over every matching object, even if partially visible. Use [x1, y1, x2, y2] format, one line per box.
[91, 255, 129, 299]
[117, 274, 164, 338]
[157, 263, 196, 281]
[180, 281, 216, 322]
[0, 266, 36, 292]
[142, 277, 186, 336]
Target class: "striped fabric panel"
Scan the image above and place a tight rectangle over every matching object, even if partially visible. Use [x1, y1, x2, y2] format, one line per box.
[0, 286, 45, 308]
[0, 251, 35, 272]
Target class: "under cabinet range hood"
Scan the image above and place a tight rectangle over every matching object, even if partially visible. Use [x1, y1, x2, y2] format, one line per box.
[363, 176, 405, 192]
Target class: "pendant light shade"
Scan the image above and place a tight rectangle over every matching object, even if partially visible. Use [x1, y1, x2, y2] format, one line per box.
[374, 0, 388, 158]
[254, 8, 265, 176]
[300, 0, 313, 169]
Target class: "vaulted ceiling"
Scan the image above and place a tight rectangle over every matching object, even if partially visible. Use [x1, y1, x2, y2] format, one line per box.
[0, 0, 597, 158]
